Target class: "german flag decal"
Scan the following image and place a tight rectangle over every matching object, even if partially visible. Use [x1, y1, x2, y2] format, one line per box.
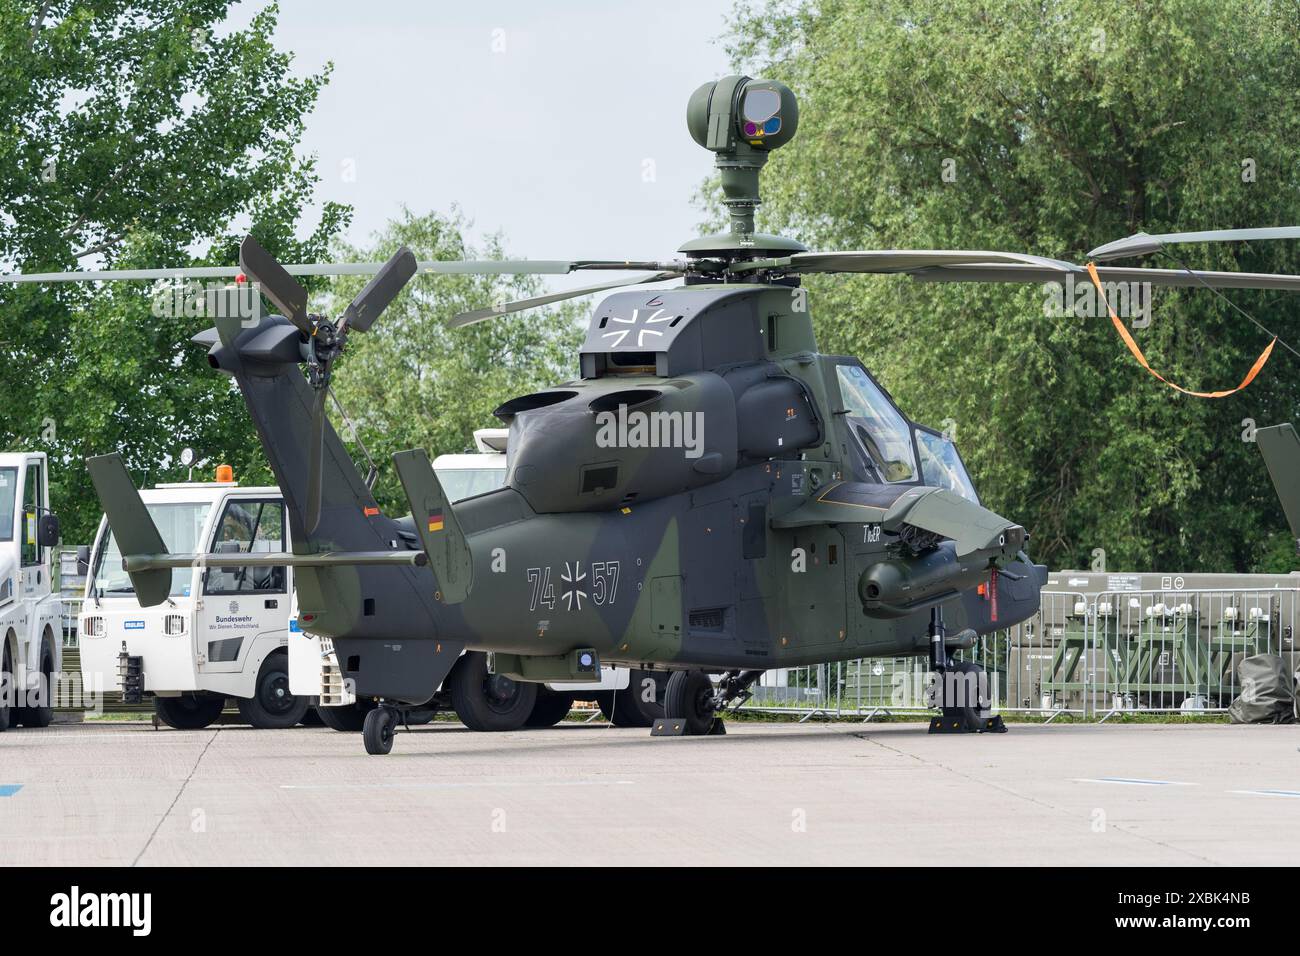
[427, 511, 445, 533]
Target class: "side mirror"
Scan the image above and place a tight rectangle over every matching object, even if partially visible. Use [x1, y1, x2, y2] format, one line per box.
[76, 544, 91, 576]
[37, 513, 60, 549]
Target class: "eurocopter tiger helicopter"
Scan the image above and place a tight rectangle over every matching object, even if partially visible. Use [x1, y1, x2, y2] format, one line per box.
[9, 76, 1300, 754]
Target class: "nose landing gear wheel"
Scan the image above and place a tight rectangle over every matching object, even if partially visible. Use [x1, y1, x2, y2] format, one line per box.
[363, 706, 396, 755]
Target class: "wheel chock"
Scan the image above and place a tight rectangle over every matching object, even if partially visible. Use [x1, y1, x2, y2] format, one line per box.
[928, 713, 1008, 734]
[650, 717, 727, 736]
[651, 718, 689, 736]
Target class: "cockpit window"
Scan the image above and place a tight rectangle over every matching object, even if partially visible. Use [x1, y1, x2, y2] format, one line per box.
[916, 429, 979, 503]
[835, 364, 917, 482]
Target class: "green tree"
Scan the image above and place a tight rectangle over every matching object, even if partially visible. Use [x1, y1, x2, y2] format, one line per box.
[0, 1, 348, 541]
[724, 0, 1300, 572]
[324, 207, 584, 514]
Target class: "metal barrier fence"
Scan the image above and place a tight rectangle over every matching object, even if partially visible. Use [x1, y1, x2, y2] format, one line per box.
[742, 587, 1300, 720]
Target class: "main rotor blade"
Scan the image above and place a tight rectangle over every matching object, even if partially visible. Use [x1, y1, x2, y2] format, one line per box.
[909, 262, 1300, 292]
[239, 236, 311, 334]
[447, 271, 681, 328]
[305, 387, 328, 535]
[1089, 227, 1300, 262]
[341, 246, 417, 333]
[729, 250, 1079, 275]
[0, 258, 686, 285]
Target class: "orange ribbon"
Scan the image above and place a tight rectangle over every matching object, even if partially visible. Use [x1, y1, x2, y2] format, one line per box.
[1085, 261, 1275, 398]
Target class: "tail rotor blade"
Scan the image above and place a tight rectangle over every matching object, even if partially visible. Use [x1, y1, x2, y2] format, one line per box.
[239, 236, 312, 334]
[305, 388, 328, 534]
[342, 246, 417, 332]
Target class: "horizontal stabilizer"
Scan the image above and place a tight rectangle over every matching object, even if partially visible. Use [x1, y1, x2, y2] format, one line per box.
[392, 448, 473, 603]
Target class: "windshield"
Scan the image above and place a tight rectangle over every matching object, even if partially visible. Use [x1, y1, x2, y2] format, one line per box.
[835, 365, 917, 482]
[89, 502, 210, 599]
[0, 467, 14, 542]
[916, 430, 979, 503]
[436, 466, 507, 502]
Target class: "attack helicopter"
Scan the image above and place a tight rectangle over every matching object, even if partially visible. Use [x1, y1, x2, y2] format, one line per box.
[10, 76, 1300, 755]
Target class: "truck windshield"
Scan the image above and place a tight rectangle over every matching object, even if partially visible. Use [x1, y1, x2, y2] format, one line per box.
[437, 467, 506, 502]
[0, 467, 15, 542]
[89, 502, 210, 599]
[835, 364, 917, 483]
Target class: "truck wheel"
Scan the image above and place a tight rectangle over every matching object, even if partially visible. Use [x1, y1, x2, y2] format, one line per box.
[664, 669, 716, 736]
[0, 641, 12, 732]
[20, 643, 55, 728]
[525, 689, 575, 727]
[237, 652, 310, 729]
[155, 693, 225, 730]
[448, 651, 536, 731]
[299, 707, 323, 727]
[316, 701, 375, 732]
[596, 669, 668, 727]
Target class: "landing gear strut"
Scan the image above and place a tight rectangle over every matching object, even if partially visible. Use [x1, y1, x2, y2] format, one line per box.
[927, 607, 1006, 734]
[654, 668, 764, 736]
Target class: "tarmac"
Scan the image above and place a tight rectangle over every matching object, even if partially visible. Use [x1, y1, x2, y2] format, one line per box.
[0, 719, 1297, 866]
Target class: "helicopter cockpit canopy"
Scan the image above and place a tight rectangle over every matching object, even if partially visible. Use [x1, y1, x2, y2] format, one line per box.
[831, 360, 979, 503]
[834, 363, 918, 483]
[915, 427, 979, 503]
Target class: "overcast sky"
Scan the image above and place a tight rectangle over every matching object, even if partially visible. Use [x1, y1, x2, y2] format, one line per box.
[226, 0, 739, 289]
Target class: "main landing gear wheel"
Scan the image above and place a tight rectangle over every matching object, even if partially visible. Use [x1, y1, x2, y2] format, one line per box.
[929, 660, 1007, 734]
[596, 668, 667, 727]
[154, 692, 226, 730]
[237, 653, 310, 729]
[663, 669, 720, 736]
[448, 651, 537, 731]
[363, 706, 396, 755]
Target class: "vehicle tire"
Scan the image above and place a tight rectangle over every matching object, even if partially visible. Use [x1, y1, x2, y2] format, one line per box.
[154, 693, 225, 730]
[316, 701, 374, 733]
[597, 668, 667, 727]
[0, 640, 12, 733]
[237, 652, 310, 729]
[363, 707, 395, 755]
[663, 669, 716, 735]
[448, 651, 537, 731]
[20, 642, 55, 728]
[525, 689, 575, 727]
[299, 707, 323, 727]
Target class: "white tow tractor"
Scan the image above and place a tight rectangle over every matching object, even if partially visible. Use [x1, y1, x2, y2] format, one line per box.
[0, 452, 63, 732]
[79, 463, 310, 730]
[292, 430, 670, 730]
